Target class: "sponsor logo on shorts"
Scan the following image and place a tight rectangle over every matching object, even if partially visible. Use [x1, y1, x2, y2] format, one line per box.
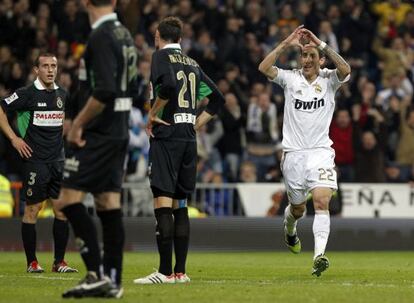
[114, 97, 132, 112]
[33, 111, 64, 126]
[64, 157, 79, 172]
[4, 92, 18, 104]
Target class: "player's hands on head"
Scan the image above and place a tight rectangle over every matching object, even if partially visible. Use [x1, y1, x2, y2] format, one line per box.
[11, 137, 32, 159]
[67, 122, 86, 147]
[145, 115, 170, 138]
[300, 28, 322, 48]
[284, 25, 304, 49]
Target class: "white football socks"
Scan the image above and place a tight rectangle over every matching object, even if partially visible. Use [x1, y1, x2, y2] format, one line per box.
[313, 210, 330, 259]
[283, 204, 305, 236]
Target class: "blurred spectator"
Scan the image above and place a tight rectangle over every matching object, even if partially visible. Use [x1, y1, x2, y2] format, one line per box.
[373, 36, 413, 88]
[224, 64, 249, 109]
[197, 115, 223, 174]
[200, 0, 226, 40]
[204, 172, 230, 216]
[0, 46, 14, 85]
[330, 108, 354, 182]
[56, 40, 77, 71]
[356, 81, 377, 130]
[372, 0, 413, 37]
[217, 16, 244, 67]
[383, 94, 403, 161]
[276, 3, 300, 31]
[375, 71, 413, 110]
[127, 107, 149, 177]
[396, 99, 414, 171]
[246, 93, 278, 181]
[353, 105, 387, 182]
[188, 30, 219, 80]
[318, 20, 339, 53]
[218, 93, 245, 182]
[385, 162, 410, 182]
[180, 22, 194, 54]
[57, 70, 73, 94]
[238, 160, 257, 183]
[266, 190, 288, 217]
[244, 1, 269, 43]
[56, 0, 89, 44]
[5, 61, 26, 91]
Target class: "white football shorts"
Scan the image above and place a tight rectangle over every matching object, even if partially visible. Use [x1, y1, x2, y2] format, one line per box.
[281, 147, 337, 204]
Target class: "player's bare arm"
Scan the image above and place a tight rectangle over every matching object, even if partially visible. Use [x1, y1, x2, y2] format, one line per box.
[258, 25, 304, 79]
[146, 97, 170, 138]
[195, 110, 213, 131]
[67, 97, 105, 147]
[301, 28, 351, 81]
[0, 106, 32, 158]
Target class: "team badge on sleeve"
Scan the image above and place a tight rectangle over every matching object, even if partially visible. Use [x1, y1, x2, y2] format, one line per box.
[4, 92, 18, 104]
[57, 96, 63, 108]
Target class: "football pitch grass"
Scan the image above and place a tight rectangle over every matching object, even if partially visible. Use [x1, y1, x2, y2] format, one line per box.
[0, 251, 413, 303]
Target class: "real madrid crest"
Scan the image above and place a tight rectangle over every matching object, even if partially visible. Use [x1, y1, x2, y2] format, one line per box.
[57, 96, 63, 108]
[313, 83, 322, 94]
[27, 188, 33, 197]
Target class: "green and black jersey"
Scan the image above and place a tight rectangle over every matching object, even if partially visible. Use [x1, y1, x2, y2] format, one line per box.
[1, 78, 67, 162]
[149, 43, 224, 142]
[77, 13, 138, 140]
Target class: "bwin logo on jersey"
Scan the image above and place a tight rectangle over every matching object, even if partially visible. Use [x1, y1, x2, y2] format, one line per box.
[294, 98, 325, 112]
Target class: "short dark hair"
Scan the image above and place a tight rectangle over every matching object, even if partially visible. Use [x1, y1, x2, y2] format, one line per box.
[90, 0, 112, 6]
[35, 53, 56, 67]
[157, 16, 183, 43]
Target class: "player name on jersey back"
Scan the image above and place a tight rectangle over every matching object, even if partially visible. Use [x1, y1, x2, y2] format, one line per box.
[33, 111, 64, 126]
[174, 113, 196, 124]
[167, 53, 198, 66]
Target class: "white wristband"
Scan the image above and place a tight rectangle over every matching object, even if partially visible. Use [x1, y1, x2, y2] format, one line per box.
[318, 41, 327, 51]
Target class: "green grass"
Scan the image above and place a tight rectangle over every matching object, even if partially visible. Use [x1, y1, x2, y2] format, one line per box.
[0, 252, 413, 302]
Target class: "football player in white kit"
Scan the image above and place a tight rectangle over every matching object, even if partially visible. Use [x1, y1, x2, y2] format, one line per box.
[258, 25, 351, 276]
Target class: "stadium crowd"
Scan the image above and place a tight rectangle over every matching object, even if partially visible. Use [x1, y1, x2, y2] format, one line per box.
[0, 0, 414, 188]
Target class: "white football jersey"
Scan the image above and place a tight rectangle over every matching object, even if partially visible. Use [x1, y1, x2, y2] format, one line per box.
[272, 68, 350, 152]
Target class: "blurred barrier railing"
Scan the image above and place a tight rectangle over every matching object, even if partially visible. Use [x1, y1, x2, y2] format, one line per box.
[9, 181, 414, 218]
[120, 181, 241, 217]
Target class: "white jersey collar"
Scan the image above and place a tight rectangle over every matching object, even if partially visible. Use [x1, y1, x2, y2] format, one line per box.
[34, 78, 59, 90]
[163, 43, 182, 50]
[92, 13, 118, 30]
[299, 69, 321, 85]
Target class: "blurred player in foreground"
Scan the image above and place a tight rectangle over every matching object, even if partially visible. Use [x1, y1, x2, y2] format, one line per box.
[57, 0, 138, 298]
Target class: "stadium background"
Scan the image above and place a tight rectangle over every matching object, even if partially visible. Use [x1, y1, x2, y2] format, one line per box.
[0, 0, 413, 254]
[0, 1, 413, 302]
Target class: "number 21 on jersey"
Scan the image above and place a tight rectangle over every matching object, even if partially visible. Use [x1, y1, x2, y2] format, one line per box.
[177, 71, 196, 110]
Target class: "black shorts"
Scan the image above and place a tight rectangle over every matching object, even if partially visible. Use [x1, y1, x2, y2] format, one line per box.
[62, 137, 128, 194]
[149, 139, 196, 199]
[23, 161, 64, 205]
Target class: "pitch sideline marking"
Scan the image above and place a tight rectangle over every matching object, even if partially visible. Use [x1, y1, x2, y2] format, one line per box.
[0, 275, 79, 281]
[199, 279, 411, 288]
